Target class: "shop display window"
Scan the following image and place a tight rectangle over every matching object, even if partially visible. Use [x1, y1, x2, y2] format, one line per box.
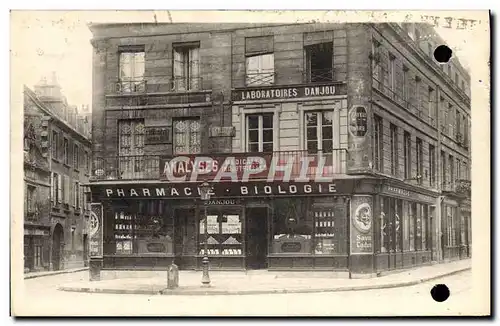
[113, 200, 174, 255]
[198, 207, 243, 256]
[312, 203, 347, 255]
[409, 203, 416, 251]
[270, 198, 313, 254]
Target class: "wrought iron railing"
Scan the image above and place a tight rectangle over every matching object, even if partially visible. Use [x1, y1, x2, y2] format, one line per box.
[245, 72, 275, 86]
[91, 149, 348, 181]
[112, 76, 205, 94]
[372, 77, 438, 128]
[304, 68, 334, 83]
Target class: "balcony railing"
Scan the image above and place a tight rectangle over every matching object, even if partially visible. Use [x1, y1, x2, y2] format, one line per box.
[91, 149, 348, 182]
[372, 77, 438, 128]
[245, 72, 275, 87]
[304, 68, 334, 83]
[442, 179, 471, 196]
[112, 76, 205, 95]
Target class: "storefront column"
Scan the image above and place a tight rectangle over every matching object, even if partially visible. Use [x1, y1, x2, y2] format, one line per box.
[349, 195, 375, 277]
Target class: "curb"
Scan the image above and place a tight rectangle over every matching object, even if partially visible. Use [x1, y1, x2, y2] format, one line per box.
[25, 267, 89, 280]
[58, 266, 470, 296]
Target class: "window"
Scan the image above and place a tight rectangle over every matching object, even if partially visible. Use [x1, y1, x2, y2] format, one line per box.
[245, 36, 274, 86]
[390, 124, 398, 176]
[73, 144, 79, 169]
[373, 115, 383, 171]
[118, 48, 145, 93]
[247, 114, 274, 153]
[402, 66, 409, 105]
[395, 199, 402, 252]
[199, 207, 243, 256]
[85, 151, 90, 174]
[403, 132, 411, 179]
[422, 205, 428, 250]
[372, 40, 382, 86]
[246, 54, 275, 86]
[409, 203, 416, 251]
[416, 138, 423, 184]
[305, 42, 333, 83]
[63, 138, 69, 165]
[118, 120, 146, 179]
[51, 131, 59, 159]
[74, 181, 80, 208]
[26, 185, 36, 217]
[429, 144, 436, 187]
[173, 118, 201, 154]
[447, 64, 451, 76]
[428, 87, 435, 126]
[415, 76, 422, 117]
[461, 80, 465, 91]
[440, 151, 446, 188]
[305, 111, 334, 154]
[388, 53, 396, 92]
[403, 201, 410, 251]
[427, 42, 433, 57]
[415, 28, 421, 41]
[415, 204, 422, 251]
[449, 154, 455, 188]
[455, 72, 459, 85]
[448, 103, 454, 138]
[173, 43, 200, 91]
[456, 109, 462, 141]
[113, 201, 174, 256]
[456, 158, 461, 180]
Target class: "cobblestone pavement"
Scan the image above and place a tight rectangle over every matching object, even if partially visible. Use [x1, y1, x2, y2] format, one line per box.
[13, 269, 487, 316]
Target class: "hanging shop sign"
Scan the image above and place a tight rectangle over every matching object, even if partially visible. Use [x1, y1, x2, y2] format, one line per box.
[350, 196, 373, 254]
[97, 180, 353, 199]
[159, 152, 338, 183]
[347, 105, 371, 172]
[231, 83, 347, 101]
[89, 203, 104, 258]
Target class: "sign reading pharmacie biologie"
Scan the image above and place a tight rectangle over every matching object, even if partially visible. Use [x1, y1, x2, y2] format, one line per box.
[231, 83, 347, 101]
[98, 180, 354, 199]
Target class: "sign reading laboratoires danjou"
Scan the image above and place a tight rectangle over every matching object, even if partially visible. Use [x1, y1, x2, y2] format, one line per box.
[350, 196, 373, 254]
[89, 203, 104, 258]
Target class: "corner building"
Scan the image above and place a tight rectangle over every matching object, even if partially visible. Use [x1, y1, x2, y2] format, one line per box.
[88, 23, 471, 276]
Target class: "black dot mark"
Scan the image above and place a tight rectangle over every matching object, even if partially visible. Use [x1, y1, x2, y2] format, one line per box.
[430, 284, 450, 302]
[433, 45, 453, 64]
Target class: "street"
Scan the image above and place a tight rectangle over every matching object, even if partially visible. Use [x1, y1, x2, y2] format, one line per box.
[13, 270, 476, 316]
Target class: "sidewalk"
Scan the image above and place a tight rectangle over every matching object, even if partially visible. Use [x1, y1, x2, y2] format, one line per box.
[24, 267, 88, 280]
[58, 259, 471, 296]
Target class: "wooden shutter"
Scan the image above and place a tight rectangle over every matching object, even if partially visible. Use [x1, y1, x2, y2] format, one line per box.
[50, 172, 54, 203]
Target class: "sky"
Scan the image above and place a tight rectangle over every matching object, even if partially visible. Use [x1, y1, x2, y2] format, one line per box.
[11, 10, 484, 111]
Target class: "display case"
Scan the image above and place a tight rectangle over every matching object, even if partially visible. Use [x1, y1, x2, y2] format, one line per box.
[112, 201, 174, 256]
[199, 213, 243, 256]
[313, 210, 337, 254]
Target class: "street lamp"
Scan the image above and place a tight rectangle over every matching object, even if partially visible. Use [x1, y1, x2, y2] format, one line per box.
[198, 180, 212, 286]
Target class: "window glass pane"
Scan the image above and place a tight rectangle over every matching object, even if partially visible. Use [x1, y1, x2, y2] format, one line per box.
[306, 113, 318, 127]
[263, 129, 273, 142]
[307, 127, 317, 140]
[248, 143, 259, 152]
[247, 115, 259, 129]
[262, 114, 273, 129]
[307, 141, 318, 154]
[262, 143, 273, 153]
[322, 111, 333, 125]
[248, 130, 259, 143]
[322, 126, 333, 140]
[322, 140, 333, 153]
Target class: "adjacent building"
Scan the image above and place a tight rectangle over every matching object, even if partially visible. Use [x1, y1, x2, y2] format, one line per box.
[23, 74, 92, 272]
[88, 23, 471, 276]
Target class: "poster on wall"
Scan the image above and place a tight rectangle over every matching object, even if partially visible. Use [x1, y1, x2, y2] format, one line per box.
[350, 195, 374, 254]
[89, 203, 104, 258]
[347, 105, 371, 172]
